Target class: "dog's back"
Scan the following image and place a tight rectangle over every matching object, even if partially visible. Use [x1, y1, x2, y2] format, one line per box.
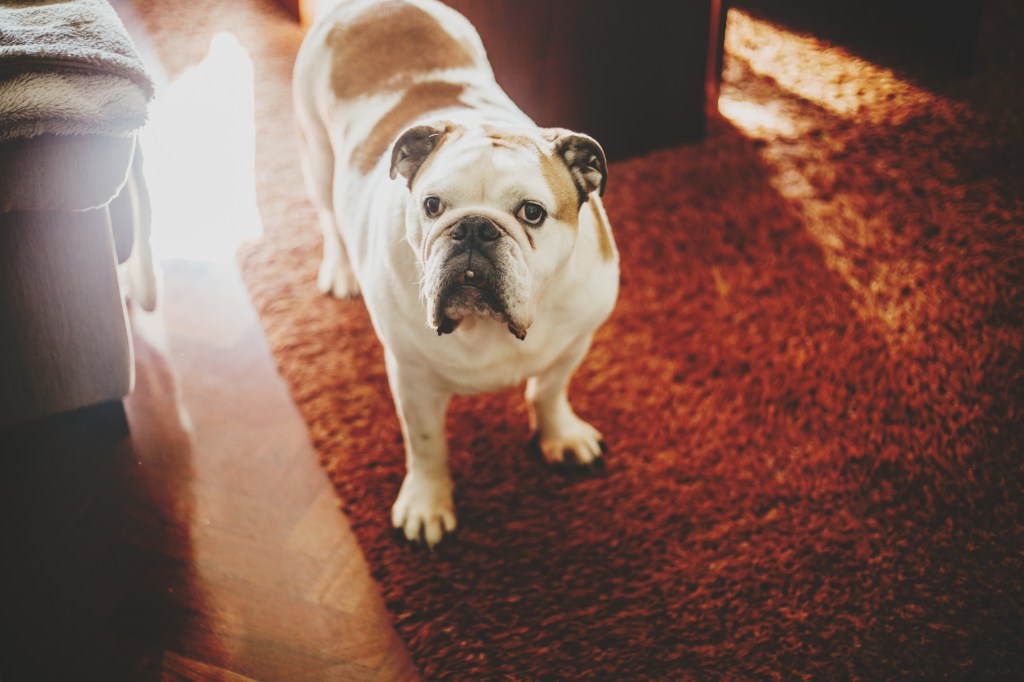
[294, 0, 521, 179]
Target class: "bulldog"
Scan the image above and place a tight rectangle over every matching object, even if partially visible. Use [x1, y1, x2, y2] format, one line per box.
[293, 0, 619, 547]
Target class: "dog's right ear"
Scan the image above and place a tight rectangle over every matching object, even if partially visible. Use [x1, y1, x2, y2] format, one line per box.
[389, 122, 452, 187]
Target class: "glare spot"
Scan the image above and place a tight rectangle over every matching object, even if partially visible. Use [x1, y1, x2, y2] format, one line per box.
[723, 10, 939, 122]
[140, 32, 262, 263]
[718, 98, 798, 137]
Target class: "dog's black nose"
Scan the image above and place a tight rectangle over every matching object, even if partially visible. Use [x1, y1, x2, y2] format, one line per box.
[451, 216, 500, 243]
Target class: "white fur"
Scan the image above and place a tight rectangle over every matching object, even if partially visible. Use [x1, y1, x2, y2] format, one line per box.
[294, 0, 618, 547]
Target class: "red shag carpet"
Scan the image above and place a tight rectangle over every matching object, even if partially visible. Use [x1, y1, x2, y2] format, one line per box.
[138, 0, 1023, 678]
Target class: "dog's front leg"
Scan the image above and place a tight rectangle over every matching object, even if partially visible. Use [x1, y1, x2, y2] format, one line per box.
[385, 351, 456, 548]
[526, 334, 605, 466]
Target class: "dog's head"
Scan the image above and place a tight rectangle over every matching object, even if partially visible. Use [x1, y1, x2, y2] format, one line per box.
[390, 121, 607, 340]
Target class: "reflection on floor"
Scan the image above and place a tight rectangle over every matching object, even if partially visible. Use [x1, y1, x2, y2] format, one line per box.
[0, 259, 417, 680]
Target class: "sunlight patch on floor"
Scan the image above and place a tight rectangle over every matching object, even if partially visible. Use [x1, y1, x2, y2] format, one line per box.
[140, 32, 263, 263]
[719, 9, 955, 349]
[723, 10, 938, 124]
[717, 98, 800, 138]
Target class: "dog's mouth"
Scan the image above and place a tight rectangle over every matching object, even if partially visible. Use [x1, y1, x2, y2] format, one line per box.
[430, 254, 528, 340]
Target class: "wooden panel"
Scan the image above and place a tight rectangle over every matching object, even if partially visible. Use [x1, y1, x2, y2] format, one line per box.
[0, 208, 132, 426]
[445, 0, 720, 159]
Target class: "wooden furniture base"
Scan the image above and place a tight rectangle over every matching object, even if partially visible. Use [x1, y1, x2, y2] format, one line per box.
[0, 208, 132, 428]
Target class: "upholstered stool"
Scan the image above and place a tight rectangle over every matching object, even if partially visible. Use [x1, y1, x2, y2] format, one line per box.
[0, 134, 145, 427]
[0, 0, 154, 428]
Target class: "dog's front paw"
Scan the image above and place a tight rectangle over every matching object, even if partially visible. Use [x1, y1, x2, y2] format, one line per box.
[317, 259, 361, 299]
[539, 416, 605, 466]
[391, 473, 456, 548]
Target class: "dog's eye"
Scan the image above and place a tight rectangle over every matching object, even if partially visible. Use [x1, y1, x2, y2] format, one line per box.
[517, 201, 546, 226]
[424, 196, 443, 218]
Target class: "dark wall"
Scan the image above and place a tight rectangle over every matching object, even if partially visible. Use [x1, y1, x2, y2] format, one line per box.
[728, 0, 985, 79]
[445, 1, 722, 160]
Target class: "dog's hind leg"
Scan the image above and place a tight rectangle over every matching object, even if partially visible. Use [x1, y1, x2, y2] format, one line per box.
[294, 90, 360, 299]
[316, 206, 361, 299]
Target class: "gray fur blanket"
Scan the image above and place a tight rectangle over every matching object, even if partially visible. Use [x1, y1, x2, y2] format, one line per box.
[0, 0, 154, 141]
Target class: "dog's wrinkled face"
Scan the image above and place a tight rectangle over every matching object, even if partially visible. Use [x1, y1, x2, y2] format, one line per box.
[391, 122, 607, 339]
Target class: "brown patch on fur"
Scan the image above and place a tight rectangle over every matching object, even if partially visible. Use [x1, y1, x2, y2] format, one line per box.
[540, 153, 583, 226]
[480, 128, 579, 226]
[491, 135, 537, 151]
[482, 127, 541, 154]
[490, 138, 528, 152]
[588, 200, 615, 262]
[353, 81, 468, 175]
[328, 1, 476, 100]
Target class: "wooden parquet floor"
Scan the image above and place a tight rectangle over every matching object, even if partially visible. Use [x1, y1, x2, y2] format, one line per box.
[0, 260, 418, 681]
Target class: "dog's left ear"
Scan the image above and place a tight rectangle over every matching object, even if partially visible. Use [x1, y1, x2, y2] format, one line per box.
[547, 129, 608, 198]
[390, 122, 452, 187]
